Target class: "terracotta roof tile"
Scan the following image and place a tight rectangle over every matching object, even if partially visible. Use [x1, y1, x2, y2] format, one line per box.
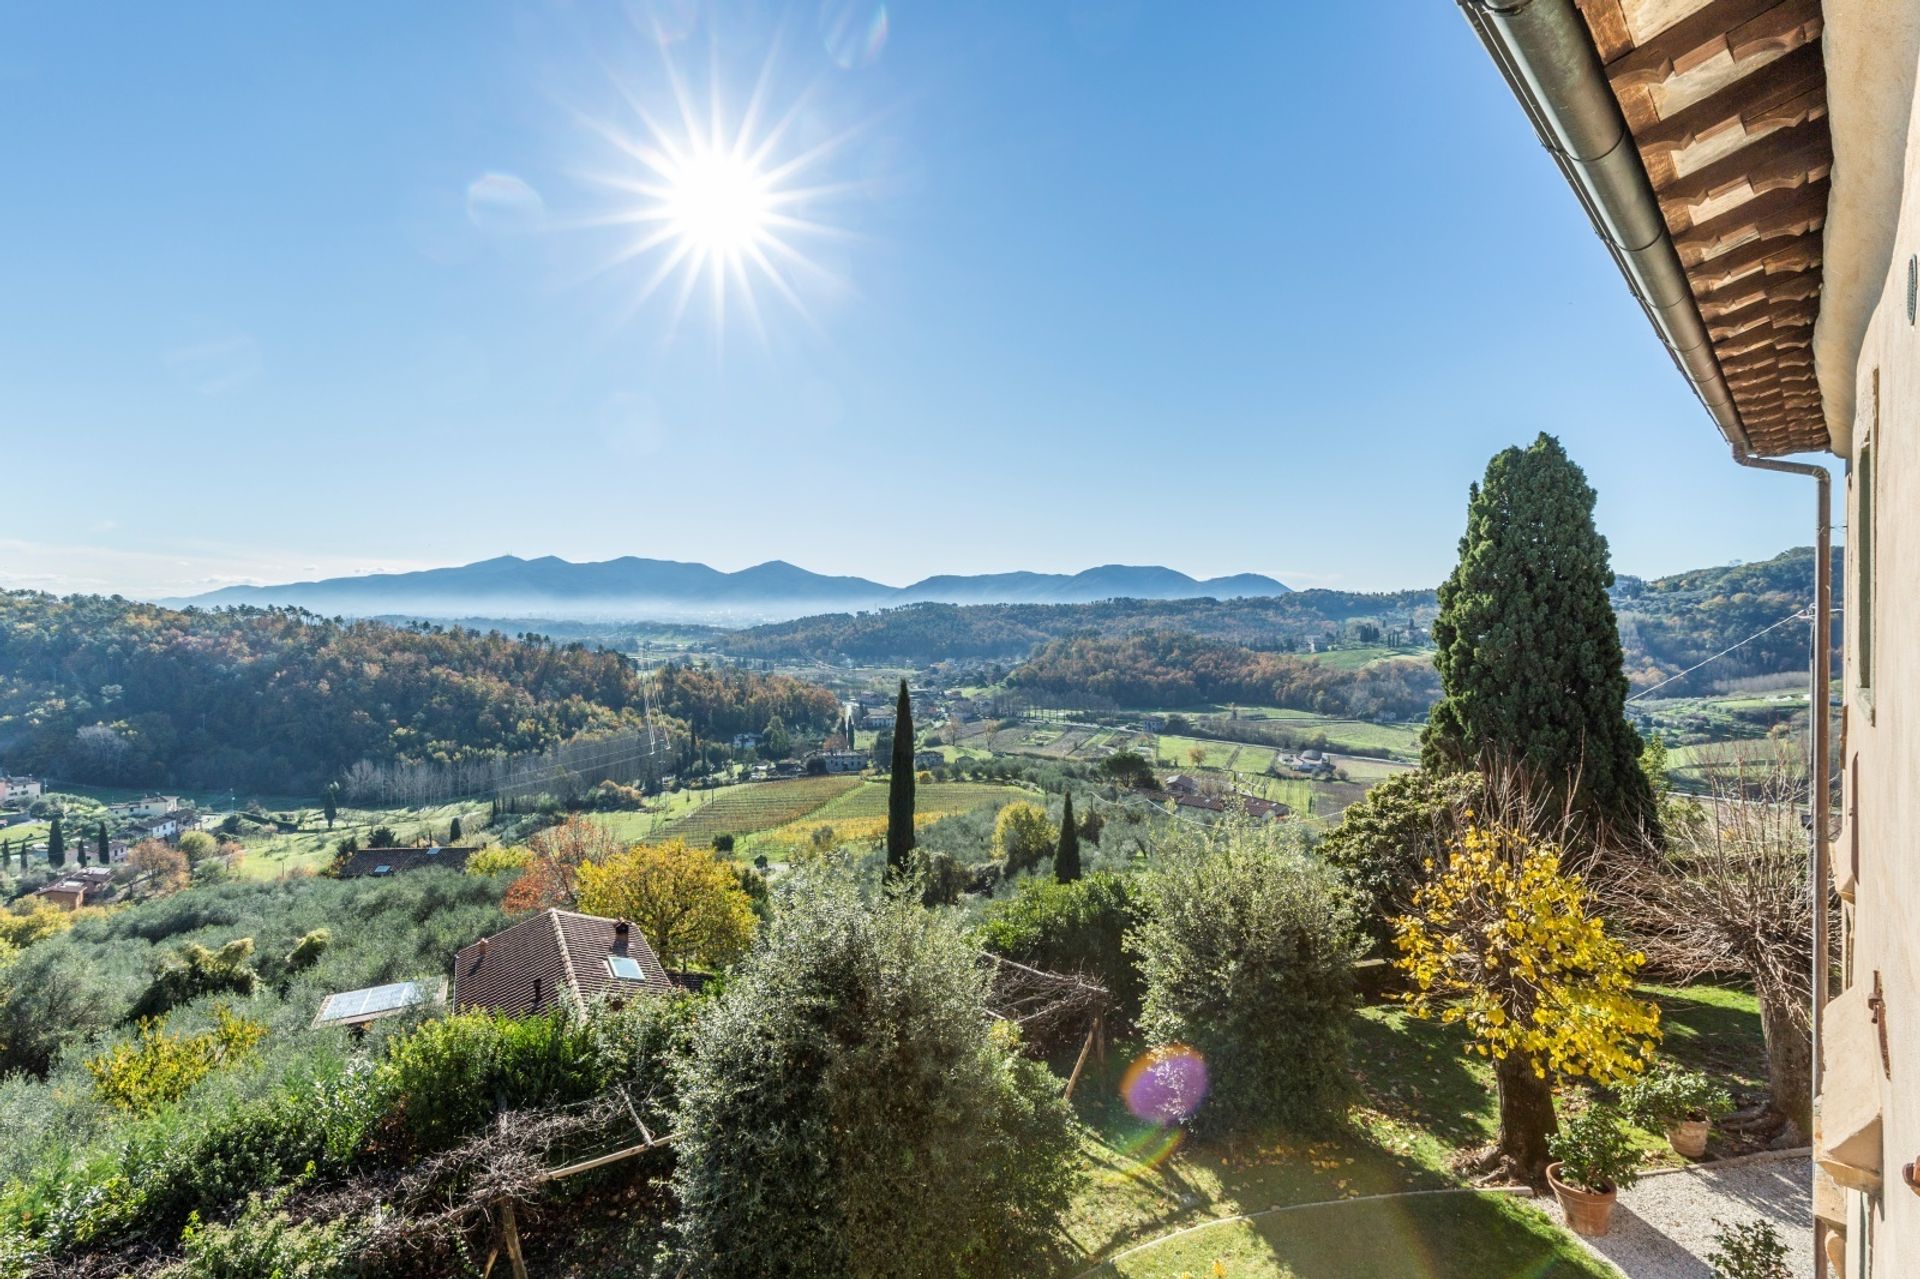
[452, 909, 674, 1016]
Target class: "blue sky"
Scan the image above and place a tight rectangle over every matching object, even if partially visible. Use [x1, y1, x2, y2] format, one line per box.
[0, 2, 1824, 599]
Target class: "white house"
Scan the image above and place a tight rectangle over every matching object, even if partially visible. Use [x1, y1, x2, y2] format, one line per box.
[0, 776, 43, 805]
[107, 795, 182, 819]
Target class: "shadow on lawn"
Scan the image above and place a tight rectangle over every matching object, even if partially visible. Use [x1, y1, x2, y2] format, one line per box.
[1057, 1011, 1491, 1271]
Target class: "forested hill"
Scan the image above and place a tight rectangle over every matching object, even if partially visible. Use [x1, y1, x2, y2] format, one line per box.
[719, 591, 1437, 664]
[722, 547, 1832, 695]
[1008, 634, 1440, 720]
[0, 593, 836, 794]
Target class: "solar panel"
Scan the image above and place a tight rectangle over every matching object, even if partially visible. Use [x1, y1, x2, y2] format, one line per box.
[315, 980, 437, 1026]
[607, 955, 648, 981]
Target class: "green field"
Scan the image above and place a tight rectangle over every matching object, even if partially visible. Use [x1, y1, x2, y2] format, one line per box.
[1229, 709, 1423, 757]
[229, 801, 486, 880]
[806, 780, 1026, 823]
[640, 775, 864, 844]
[1300, 645, 1431, 672]
[1155, 735, 1239, 770]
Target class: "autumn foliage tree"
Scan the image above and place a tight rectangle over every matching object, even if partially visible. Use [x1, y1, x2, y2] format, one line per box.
[504, 816, 624, 913]
[1394, 823, 1660, 1180]
[128, 839, 190, 894]
[575, 838, 757, 972]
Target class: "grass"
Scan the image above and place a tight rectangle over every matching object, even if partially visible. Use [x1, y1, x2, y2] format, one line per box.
[1299, 645, 1429, 672]
[807, 780, 1027, 822]
[1087, 1192, 1612, 1278]
[1061, 983, 1762, 1275]
[645, 775, 863, 844]
[230, 801, 485, 880]
[1156, 736, 1239, 770]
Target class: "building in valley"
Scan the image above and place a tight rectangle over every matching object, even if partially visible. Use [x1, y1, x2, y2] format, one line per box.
[1459, 2, 1919, 1273]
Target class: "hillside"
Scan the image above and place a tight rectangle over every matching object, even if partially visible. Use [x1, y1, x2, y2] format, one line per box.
[724, 547, 1832, 695]
[1008, 633, 1440, 720]
[171, 555, 1291, 622]
[0, 593, 834, 794]
[720, 590, 1432, 663]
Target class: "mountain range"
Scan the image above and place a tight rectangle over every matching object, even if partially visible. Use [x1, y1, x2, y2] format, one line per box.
[170, 555, 1291, 623]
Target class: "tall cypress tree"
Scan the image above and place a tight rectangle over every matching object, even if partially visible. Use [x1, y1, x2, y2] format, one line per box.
[886, 679, 916, 877]
[1423, 434, 1654, 841]
[47, 815, 64, 870]
[97, 821, 109, 863]
[1054, 791, 1082, 883]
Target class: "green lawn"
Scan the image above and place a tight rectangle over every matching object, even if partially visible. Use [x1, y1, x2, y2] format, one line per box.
[1088, 1192, 1611, 1278]
[1061, 983, 1763, 1274]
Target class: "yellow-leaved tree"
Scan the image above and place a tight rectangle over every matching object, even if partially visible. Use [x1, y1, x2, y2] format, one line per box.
[1394, 823, 1659, 1181]
[575, 838, 756, 972]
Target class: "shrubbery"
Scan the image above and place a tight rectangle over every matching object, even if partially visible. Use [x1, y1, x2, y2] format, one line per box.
[1316, 767, 1478, 947]
[1130, 817, 1364, 1135]
[671, 873, 1081, 1278]
[978, 871, 1143, 1022]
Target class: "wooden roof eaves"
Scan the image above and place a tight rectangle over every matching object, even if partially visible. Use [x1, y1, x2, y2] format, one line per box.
[1606, 0, 1821, 90]
[1635, 40, 1826, 156]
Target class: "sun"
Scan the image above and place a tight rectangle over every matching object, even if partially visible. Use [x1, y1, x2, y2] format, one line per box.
[571, 43, 867, 340]
[659, 147, 774, 257]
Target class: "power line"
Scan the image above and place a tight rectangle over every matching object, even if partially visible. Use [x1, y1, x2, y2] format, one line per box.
[1626, 606, 1814, 703]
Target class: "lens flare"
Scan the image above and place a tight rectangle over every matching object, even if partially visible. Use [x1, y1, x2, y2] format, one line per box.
[821, 1, 888, 70]
[1122, 1043, 1209, 1125]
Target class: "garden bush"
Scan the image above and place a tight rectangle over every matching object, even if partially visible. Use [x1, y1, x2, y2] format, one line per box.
[978, 870, 1143, 1021]
[1130, 817, 1364, 1135]
[671, 872, 1081, 1278]
[1316, 766, 1479, 947]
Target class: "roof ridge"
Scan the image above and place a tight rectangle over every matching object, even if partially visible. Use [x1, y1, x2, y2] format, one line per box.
[547, 908, 579, 993]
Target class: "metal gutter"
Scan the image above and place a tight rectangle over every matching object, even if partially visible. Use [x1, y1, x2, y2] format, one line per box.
[1457, 0, 1749, 452]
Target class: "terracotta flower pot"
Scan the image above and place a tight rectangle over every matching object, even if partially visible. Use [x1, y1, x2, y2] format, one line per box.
[1546, 1161, 1618, 1237]
[1667, 1117, 1709, 1158]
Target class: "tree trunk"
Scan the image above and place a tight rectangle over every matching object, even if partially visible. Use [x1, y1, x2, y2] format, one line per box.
[1759, 992, 1813, 1140]
[1495, 1052, 1558, 1184]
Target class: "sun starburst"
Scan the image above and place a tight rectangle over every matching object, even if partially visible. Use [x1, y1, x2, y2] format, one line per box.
[570, 34, 868, 343]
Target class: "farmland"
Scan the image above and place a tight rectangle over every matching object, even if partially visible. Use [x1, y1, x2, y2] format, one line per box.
[620, 774, 863, 845]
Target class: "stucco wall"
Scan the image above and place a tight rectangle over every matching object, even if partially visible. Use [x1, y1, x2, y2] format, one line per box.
[1834, 13, 1920, 1269]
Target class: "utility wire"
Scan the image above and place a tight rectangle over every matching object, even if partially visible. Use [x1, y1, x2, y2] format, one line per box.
[1626, 606, 1815, 703]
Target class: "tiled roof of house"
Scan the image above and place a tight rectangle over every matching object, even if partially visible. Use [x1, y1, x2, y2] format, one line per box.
[452, 908, 674, 1016]
[337, 845, 475, 877]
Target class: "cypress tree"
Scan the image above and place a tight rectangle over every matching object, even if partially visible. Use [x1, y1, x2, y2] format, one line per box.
[1423, 433, 1655, 841]
[450, 815, 463, 842]
[97, 821, 109, 863]
[1054, 791, 1081, 883]
[47, 814, 64, 869]
[323, 783, 339, 830]
[886, 679, 916, 877]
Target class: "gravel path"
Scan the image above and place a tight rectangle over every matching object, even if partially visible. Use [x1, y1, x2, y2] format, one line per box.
[1571, 1151, 1812, 1279]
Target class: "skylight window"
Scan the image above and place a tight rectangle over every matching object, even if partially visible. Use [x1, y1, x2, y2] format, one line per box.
[608, 955, 647, 981]
[373, 864, 391, 875]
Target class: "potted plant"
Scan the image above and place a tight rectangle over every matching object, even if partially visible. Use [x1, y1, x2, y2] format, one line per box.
[1618, 1065, 1734, 1158]
[1545, 1107, 1641, 1237]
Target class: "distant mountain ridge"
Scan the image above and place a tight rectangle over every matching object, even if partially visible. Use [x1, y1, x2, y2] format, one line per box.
[171, 555, 1291, 623]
